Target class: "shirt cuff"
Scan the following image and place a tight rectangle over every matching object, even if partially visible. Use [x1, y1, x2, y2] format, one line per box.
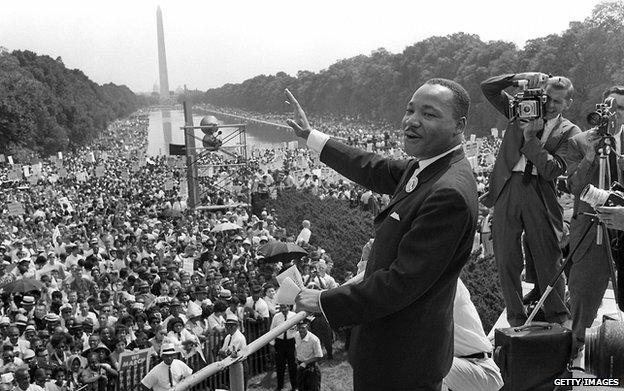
[306, 129, 330, 153]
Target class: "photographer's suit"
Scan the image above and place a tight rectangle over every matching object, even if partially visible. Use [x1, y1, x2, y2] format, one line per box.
[480, 74, 580, 326]
[313, 136, 478, 390]
[566, 129, 621, 343]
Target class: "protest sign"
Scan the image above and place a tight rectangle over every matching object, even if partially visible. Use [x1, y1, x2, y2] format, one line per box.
[7, 156, 14, 165]
[95, 166, 105, 178]
[0, 154, 4, 163]
[58, 168, 68, 178]
[464, 142, 478, 158]
[76, 172, 87, 182]
[491, 128, 499, 138]
[183, 258, 194, 275]
[7, 202, 25, 216]
[117, 349, 151, 391]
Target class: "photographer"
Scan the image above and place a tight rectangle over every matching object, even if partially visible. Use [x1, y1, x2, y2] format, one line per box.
[566, 85, 624, 356]
[480, 72, 580, 327]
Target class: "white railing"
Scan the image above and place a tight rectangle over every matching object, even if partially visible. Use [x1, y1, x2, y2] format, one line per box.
[175, 311, 308, 391]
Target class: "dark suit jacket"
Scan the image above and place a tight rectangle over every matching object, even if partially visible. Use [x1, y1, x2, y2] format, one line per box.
[318, 139, 478, 390]
[480, 74, 581, 239]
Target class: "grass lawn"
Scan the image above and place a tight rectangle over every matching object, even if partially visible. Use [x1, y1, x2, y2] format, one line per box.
[248, 340, 353, 391]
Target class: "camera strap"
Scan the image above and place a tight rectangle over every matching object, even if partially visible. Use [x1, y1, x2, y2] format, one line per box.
[609, 150, 618, 185]
[521, 128, 544, 184]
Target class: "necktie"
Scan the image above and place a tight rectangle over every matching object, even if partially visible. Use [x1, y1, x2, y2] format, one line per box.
[317, 276, 326, 290]
[283, 312, 288, 339]
[168, 365, 173, 387]
[522, 125, 545, 184]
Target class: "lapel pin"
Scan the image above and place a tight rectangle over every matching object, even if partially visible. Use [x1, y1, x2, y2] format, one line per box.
[405, 177, 418, 193]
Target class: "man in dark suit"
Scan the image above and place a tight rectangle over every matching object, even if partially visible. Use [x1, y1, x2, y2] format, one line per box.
[285, 79, 478, 391]
[566, 86, 624, 355]
[480, 73, 580, 327]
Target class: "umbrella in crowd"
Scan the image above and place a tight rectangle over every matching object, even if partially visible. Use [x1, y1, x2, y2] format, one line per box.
[258, 241, 308, 263]
[211, 222, 242, 233]
[1, 278, 43, 293]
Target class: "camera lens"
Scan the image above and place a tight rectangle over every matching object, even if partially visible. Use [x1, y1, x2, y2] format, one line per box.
[585, 319, 624, 378]
[523, 106, 532, 113]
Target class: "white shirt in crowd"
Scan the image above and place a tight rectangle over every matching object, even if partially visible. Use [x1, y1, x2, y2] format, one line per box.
[245, 297, 270, 319]
[269, 311, 298, 344]
[296, 227, 311, 245]
[295, 330, 323, 363]
[221, 329, 247, 355]
[141, 359, 192, 391]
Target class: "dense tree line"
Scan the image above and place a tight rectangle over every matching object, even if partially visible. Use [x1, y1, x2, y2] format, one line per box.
[266, 188, 375, 282]
[202, 1, 624, 135]
[0, 50, 145, 159]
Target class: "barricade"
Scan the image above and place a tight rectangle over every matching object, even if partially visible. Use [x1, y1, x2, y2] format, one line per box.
[115, 317, 273, 391]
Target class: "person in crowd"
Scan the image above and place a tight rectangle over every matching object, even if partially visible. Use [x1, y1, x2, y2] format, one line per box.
[294, 318, 323, 391]
[270, 304, 298, 391]
[287, 78, 478, 391]
[296, 220, 312, 246]
[245, 285, 270, 321]
[565, 85, 624, 356]
[141, 343, 191, 391]
[480, 72, 580, 327]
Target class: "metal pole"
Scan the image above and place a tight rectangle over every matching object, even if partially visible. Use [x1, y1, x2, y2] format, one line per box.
[229, 361, 245, 391]
[182, 101, 200, 208]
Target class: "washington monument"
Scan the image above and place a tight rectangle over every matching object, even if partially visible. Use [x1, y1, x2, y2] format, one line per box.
[156, 6, 170, 104]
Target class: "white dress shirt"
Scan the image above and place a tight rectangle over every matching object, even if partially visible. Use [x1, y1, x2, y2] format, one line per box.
[221, 329, 247, 355]
[141, 360, 192, 391]
[269, 311, 298, 345]
[245, 297, 270, 319]
[295, 331, 323, 363]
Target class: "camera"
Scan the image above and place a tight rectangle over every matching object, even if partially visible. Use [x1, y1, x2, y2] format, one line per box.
[585, 316, 624, 379]
[508, 80, 548, 120]
[580, 182, 624, 208]
[587, 97, 617, 134]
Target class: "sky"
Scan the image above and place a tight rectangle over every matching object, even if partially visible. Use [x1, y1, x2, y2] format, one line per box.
[1, 0, 599, 93]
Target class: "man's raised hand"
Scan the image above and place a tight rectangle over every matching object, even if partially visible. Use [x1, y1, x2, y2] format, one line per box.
[285, 88, 311, 140]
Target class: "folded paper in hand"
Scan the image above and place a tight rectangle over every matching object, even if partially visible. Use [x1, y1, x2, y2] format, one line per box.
[276, 265, 305, 290]
[276, 277, 301, 305]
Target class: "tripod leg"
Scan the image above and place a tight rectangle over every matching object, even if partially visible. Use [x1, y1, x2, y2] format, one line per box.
[600, 224, 623, 321]
[525, 218, 595, 325]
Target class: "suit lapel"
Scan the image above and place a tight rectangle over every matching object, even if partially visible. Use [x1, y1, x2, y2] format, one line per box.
[375, 149, 464, 223]
[543, 116, 564, 151]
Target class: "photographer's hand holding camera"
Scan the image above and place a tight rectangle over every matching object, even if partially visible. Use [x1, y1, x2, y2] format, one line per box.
[566, 86, 624, 357]
[480, 72, 579, 328]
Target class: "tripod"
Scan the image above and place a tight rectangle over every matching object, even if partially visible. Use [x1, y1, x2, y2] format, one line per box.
[525, 144, 622, 326]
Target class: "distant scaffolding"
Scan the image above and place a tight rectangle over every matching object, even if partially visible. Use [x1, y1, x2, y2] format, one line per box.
[180, 102, 250, 210]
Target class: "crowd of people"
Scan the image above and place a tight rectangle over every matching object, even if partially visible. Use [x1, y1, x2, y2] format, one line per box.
[0, 109, 347, 391]
[0, 92, 514, 391]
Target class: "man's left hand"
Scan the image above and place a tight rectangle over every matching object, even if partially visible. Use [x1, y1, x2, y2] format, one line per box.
[596, 206, 624, 230]
[295, 288, 322, 313]
[519, 118, 545, 141]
